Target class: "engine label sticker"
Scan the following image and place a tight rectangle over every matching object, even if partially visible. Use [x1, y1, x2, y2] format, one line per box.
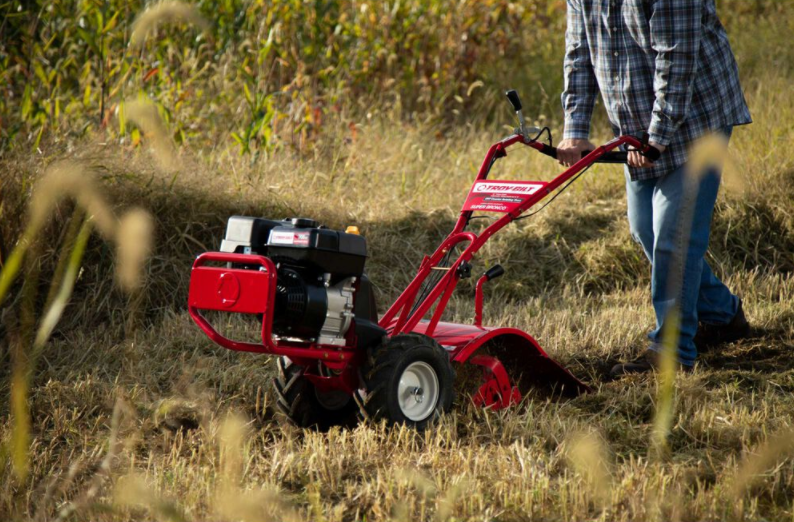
[270, 231, 311, 247]
[462, 181, 547, 213]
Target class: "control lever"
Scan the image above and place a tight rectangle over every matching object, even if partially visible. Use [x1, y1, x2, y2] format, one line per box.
[474, 264, 505, 327]
[506, 90, 522, 112]
[505, 89, 541, 141]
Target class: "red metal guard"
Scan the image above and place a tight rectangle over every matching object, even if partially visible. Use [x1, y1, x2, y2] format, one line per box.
[187, 252, 358, 367]
[188, 252, 278, 353]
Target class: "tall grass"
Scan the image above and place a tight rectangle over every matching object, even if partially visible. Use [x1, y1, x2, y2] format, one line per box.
[0, 0, 569, 155]
[3, 0, 788, 155]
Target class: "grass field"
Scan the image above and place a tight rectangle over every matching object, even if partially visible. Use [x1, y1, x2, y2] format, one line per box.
[2, 1, 794, 521]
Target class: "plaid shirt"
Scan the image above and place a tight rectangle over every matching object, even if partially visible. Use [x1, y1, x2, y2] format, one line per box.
[561, 0, 752, 180]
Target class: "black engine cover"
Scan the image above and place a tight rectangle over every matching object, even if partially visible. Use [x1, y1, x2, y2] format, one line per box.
[267, 219, 367, 277]
[272, 267, 327, 339]
[220, 216, 367, 277]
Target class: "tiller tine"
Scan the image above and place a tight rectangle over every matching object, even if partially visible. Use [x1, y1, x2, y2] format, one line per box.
[469, 355, 521, 410]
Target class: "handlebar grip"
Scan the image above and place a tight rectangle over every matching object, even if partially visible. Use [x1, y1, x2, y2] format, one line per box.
[643, 145, 662, 162]
[586, 147, 662, 163]
[537, 143, 557, 158]
[585, 150, 628, 164]
[537, 144, 661, 164]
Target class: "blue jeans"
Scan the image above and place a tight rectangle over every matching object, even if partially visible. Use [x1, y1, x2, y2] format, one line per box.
[625, 131, 738, 366]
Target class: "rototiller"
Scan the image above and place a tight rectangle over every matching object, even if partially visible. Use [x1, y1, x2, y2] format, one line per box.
[188, 90, 661, 430]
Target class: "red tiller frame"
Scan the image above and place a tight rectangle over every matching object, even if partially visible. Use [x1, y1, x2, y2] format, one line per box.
[380, 134, 647, 334]
[474, 273, 489, 328]
[186, 133, 644, 398]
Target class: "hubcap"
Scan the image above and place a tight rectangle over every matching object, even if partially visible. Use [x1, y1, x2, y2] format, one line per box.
[398, 361, 439, 421]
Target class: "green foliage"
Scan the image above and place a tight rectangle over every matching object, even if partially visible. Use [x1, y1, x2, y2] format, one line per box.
[2, 0, 790, 155]
[0, 0, 560, 155]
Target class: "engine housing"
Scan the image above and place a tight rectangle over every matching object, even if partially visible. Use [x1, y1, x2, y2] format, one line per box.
[219, 216, 384, 348]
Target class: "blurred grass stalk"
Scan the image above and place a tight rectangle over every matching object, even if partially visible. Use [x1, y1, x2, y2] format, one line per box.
[731, 429, 794, 502]
[114, 474, 187, 522]
[566, 431, 613, 510]
[123, 99, 179, 172]
[1, 164, 153, 481]
[129, 0, 210, 48]
[8, 215, 93, 481]
[652, 133, 730, 459]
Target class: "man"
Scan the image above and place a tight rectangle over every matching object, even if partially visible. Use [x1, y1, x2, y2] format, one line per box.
[557, 0, 752, 375]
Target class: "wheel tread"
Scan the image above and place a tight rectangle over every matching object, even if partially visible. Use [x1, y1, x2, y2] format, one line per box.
[359, 333, 455, 430]
[271, 357, 357, 430]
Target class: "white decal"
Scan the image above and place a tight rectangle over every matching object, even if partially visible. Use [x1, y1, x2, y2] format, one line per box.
[472, 182, 544, 195]
[270, 231, 311, 247]
[270, 231, 294, 244]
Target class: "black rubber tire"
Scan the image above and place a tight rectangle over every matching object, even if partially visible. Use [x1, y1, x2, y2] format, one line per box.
[359, 333, 455, 430]
[272, 357, 358, 431]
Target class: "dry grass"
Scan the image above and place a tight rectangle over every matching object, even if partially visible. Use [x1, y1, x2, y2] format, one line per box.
[1, 100, 793, 519]
[2, 3, 794, 522]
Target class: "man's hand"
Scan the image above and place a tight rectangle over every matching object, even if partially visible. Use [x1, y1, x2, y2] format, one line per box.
[557, 138, 596, 168]
[628, 142, 666, 168]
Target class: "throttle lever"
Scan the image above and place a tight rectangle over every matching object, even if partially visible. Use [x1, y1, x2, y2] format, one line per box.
[505, 89, 540, 140]
[484, 264, 505, 281]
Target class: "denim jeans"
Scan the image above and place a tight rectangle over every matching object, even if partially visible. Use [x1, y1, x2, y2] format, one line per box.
[624, 129, 738, 366]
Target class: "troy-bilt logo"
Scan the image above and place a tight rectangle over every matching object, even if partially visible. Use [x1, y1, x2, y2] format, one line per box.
[471, 182, 544, 195]
[270, 231, 311, 247]
[463, 180, 547, 213]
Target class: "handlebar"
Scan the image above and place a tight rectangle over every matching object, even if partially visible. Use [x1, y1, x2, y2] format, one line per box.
[533, 142, 662, 164]
[502, 91, 662, 165]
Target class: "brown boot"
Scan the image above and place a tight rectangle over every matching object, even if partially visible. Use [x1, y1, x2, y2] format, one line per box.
[694, 299, 750, 352]
[610, 350, 694, 378]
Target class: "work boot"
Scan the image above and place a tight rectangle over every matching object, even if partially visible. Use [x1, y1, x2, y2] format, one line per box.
[609, 350, 693, 378]
[694, 299, 750, 352]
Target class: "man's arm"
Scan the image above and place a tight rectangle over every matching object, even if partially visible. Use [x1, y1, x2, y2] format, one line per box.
[647, 0, 703, 148]
[561, 0, 597, 142]
[559, 0, 598, 166]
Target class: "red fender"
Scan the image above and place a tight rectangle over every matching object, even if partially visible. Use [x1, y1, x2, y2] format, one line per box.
[403, 321, 591, 397]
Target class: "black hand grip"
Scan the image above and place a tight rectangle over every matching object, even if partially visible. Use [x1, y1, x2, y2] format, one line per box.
[536, 144, 619, 163]
[538, 143, 558, 158]
[537, 144, 659, 164]
[505, 90, 522, 112]
[484, 264, 505, 281]
[643, 145, 662, 162]
[587, 147, 661, 163]
[583, 150, 628, 164]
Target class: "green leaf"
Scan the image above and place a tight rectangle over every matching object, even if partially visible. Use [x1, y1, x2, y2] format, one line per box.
[33, 61, 49, 88]
[33, 218, 93, 352]
[243, 83, 253, 105]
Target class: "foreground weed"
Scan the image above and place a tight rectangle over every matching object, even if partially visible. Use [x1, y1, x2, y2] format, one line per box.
[1, 163, 153, 482]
